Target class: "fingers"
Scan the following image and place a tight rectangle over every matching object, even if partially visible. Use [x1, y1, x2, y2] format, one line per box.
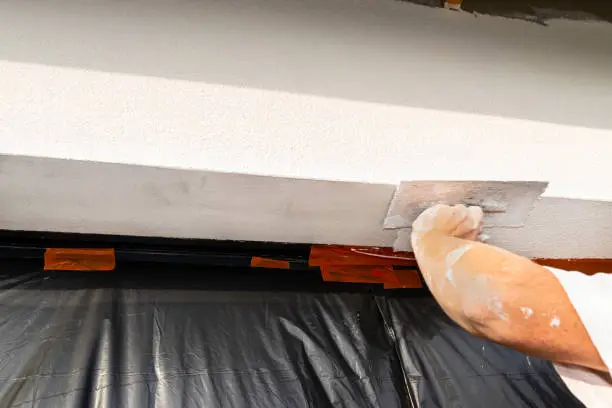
[412, 204, 444, 232]
[412, 204, 484, 240]
[447, 205, 470, 236]
[458, 206, 484, 241]
[468, 205, 484, 226]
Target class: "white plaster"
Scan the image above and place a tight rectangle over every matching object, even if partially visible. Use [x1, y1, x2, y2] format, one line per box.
[421, 269, 432, 286]
[446, 268, 456, 287]
[392, 229, 412, 252]
[550, 316, 561, 328]
[0, 0, 611, 199]
[460, 274, 509, 321]
[478, 233, 491, 243]
[1, 137, 611, 259]
[487, 294, 510, 321]
[446, 245, 474, 269]
[0, 0, 612, 257]
[385, 215, 407, 229]
[520, 307, 534, 319]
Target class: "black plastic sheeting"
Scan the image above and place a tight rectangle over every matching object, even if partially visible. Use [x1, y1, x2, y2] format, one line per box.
[0, 263, 583, 407]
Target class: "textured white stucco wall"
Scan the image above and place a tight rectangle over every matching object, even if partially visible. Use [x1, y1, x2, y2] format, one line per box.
[1, 0, 611, 256]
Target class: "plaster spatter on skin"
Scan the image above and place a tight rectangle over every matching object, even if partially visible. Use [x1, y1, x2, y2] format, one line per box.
[487, 294, 510, 321]
[446, 268, 456, 287]
[421, 267, 432, 286]
[444, 245, 473, 287]
[520, 307, 534, 319]
[461, 275, 510, 322]
[550, 316, 561, 328]
[446, 245, 473, 269]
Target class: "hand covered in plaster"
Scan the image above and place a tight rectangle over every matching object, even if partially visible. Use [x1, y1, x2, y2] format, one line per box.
[410, 205, 607, 373]
[411, 204, 483, 241]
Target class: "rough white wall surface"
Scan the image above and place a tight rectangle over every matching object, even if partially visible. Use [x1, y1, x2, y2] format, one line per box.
[1, 0, 611, 256]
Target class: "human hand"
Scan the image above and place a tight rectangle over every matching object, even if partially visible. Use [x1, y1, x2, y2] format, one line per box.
[411, 204, 483, 241]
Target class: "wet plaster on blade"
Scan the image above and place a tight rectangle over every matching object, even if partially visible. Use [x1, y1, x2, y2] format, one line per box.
[384, 181, 548, 229]
[392, 229, 412, 252]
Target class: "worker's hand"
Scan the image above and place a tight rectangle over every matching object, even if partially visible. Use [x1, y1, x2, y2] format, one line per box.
[411, 204, 483, 240]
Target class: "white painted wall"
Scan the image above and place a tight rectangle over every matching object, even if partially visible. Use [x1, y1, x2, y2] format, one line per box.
[1, 0, 611, 257]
